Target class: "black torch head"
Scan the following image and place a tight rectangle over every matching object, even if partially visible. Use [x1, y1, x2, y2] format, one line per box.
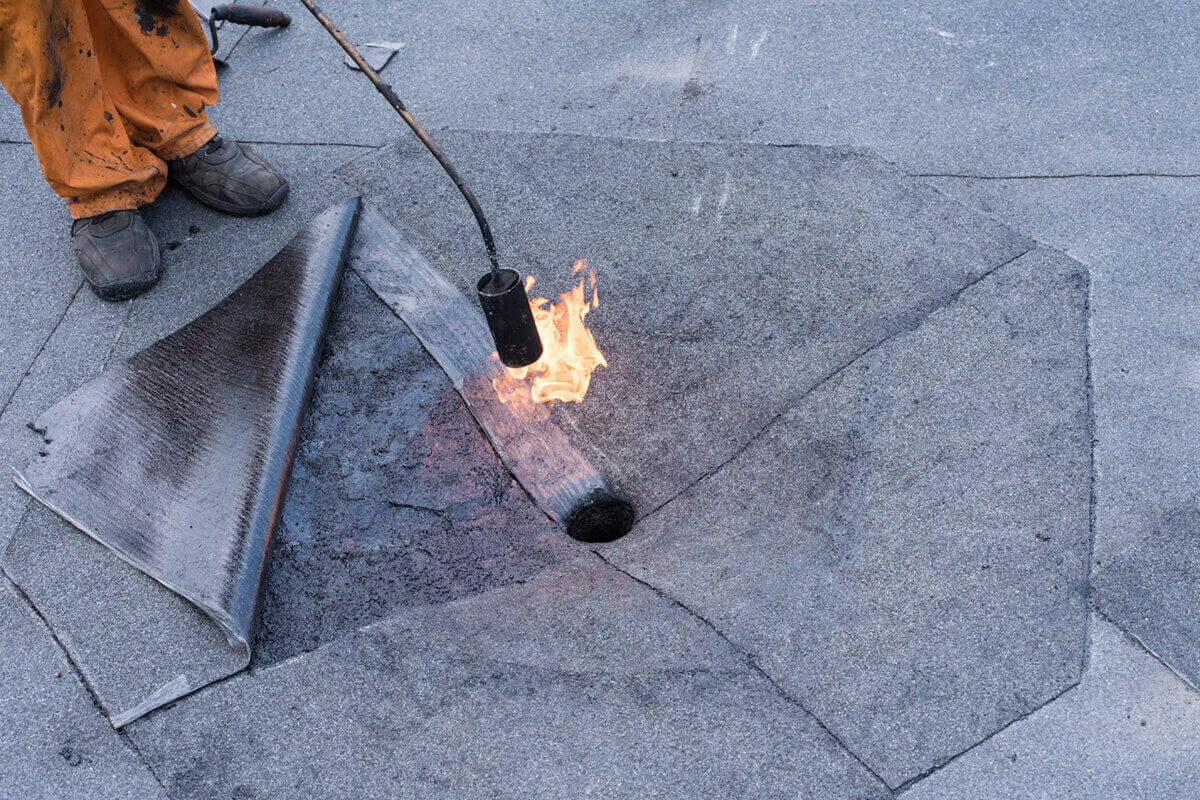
[478, 268, 544, 368]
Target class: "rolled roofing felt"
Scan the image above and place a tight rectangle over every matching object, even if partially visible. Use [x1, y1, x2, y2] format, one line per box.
[16, 198, 362, 670]
[349, 204, 634, 543]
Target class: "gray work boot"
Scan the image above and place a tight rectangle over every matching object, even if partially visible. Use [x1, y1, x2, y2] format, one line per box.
[71, 210, 161, 301]
[168, 135, 289, 216]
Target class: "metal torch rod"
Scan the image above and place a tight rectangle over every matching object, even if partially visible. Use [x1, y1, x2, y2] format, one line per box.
[296, 0, 503, 281]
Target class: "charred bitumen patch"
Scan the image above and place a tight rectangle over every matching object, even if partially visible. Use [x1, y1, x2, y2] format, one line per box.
[682, 77, 706, 101]
[253, 274, 575, 665]
[134, 0, 178, 36]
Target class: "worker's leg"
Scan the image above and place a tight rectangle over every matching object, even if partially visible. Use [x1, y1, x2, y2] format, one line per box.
[86, 0, 288, 217]
[0, 1, 169, 218]
[82, 0, 218, 160]
[0, 0, 281, 301]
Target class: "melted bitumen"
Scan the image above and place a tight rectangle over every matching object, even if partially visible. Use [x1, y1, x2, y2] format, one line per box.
[253, 273, 576, 665]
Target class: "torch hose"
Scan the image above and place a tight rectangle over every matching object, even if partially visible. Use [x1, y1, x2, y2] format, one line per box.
[296, 0, 503, 281]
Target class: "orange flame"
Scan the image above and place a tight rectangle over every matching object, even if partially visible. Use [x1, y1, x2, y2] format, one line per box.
[492, 260, 607, 406]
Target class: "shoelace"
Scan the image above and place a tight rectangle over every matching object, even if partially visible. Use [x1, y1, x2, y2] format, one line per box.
[203, 135, 225, 156]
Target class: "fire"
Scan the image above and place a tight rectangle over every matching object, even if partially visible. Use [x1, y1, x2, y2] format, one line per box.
[492, 260, 607, 406]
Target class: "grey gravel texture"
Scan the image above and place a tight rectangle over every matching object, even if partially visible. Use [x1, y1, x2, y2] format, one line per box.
[925, 176, 1200, 692]
[0, 580, 167, 799]
[2, 112, 1089, 798]
[129, 558, 891, 800]
[607, 246, 1091, 787]
[904, 616, 1200, 800]
[677, 0, 1200, 175]
[202, 0, 701, 145]
[0, 105, 26, 143]
[337, 131, 1031, 512]
[0, 148, 83, 416]
[1093, 503, 1200, 690]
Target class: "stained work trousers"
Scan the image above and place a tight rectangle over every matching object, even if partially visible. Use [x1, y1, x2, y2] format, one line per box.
[0, 1, 218, 218]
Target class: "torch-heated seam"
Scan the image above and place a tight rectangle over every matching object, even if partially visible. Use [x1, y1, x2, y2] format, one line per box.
[592, 550, 895, 794]
[890, 679, 1080, 793]
[0, 280, 84, 421]
[639, 245, 1035, 523]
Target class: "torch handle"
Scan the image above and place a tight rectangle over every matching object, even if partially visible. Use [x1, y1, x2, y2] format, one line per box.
[210, 4, 291, 27]
[296, 0, 503, 281]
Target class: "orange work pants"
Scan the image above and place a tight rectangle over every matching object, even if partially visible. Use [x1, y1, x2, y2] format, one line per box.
[0, 1, 219, 218]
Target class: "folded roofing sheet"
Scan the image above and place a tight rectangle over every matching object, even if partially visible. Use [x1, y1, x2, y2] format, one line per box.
[12, 198, 361, 726]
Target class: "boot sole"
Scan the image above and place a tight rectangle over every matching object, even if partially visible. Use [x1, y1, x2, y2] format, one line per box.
[90, 279, 159, 302]
[79, 227, 162, 302]
[87, 256, 162, 301]
[88, 262, 162, 301]
[173, 179, 290, 217]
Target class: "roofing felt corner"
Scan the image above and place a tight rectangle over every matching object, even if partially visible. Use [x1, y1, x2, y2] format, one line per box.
[12, 197, 362, 726]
